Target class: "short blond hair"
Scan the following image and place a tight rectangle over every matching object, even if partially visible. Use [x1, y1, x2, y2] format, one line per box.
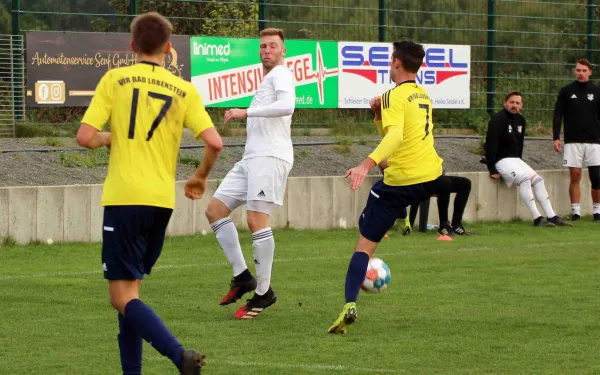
[259, 28, 284, 42]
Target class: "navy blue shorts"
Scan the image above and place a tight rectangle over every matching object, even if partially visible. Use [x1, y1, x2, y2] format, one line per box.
[102, 205, 173, 280]
[359, 177, 444, 242]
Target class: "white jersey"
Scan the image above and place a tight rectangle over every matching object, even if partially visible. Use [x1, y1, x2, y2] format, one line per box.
[243, 65, 295, 164]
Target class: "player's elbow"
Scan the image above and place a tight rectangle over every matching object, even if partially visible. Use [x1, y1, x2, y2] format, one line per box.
[199, 127, 223, 153]
[208, 138, 224, 153]
[76, 124, 95, 148]
[206, 135, 223, 153]
[282, 105, 294, 116]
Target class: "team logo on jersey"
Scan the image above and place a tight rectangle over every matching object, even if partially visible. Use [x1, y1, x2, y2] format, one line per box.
[588, 93, 594, 101]
[517, 125, 522, 133]
[508, 126, 512, 133]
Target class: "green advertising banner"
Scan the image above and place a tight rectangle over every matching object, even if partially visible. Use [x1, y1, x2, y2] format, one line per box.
[190, 37, 338, 108]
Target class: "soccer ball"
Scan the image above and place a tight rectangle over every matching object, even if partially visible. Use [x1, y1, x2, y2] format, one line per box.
[361, 257, 391, 292]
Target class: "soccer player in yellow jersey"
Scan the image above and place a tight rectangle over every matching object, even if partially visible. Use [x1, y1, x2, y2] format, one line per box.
[76, 12, 222, 374]
[328, 41, 449, 334]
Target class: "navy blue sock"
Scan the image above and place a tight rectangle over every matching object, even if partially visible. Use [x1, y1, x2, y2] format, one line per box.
[345, 252, 370, 303]
[124, 299, 184, 371]
[118, 313, 142, 375]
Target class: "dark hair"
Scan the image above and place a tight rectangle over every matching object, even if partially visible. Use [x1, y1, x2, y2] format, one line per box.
[259, 28, 285, 42]
[504, 91, 522, 102]
[577, 58, 592, 70]
[391, 41, 425, 73]
[130, 12, 173, 55]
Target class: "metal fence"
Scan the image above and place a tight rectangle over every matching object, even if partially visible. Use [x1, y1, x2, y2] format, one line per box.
[0, 34, 24, 137]
[4, 0, 600, 134]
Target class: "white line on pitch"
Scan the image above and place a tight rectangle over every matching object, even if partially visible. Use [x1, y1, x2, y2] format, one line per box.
[0, 240, 594, 282]
[217, 359, 398, 373]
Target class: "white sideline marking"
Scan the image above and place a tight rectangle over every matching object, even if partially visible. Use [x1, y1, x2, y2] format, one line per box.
[218, 359, 397, 373]
[0, 240, 594, 282]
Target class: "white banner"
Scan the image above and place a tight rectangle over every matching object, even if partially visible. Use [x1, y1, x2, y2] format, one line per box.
[338, 42, 471, 109]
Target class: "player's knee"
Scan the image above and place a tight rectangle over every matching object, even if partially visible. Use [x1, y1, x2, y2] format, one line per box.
[246, 201, 272, 232]
[589, 166, 600, 189]
[570, 169, 582, 183]
[109, 294, 135, 315]
[246, 214, 260, 232]
[531, 174, 543, 186]
[452, 176, 471, 192]
[205, 198, 227, 222]
[515, 174, 530, 187]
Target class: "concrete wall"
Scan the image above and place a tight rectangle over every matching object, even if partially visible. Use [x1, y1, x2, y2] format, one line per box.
[0, 170, 592, 244]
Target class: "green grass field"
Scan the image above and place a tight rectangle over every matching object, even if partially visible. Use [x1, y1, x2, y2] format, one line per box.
[1, 220, 599, 375]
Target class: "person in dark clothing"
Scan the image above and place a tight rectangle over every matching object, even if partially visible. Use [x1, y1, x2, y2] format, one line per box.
[406, 174, 473, 236]
[483, 91, 571, 227]
[378, 161, 473, 236]
[552, 58, 600, 222]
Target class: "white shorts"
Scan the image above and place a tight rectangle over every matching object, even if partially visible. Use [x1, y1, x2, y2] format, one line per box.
[214, 156, 292, 210]
[563, 143, 600, 168]
[495, 158, 536, 188]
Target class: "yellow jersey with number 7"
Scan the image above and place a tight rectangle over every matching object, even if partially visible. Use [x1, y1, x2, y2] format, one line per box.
[380, 80, 443, 186]
[81, 62, 214, 209]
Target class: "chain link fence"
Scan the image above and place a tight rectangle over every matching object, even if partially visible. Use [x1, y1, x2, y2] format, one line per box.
[3, 0, 600, 135]
[0, 34, 24, 137]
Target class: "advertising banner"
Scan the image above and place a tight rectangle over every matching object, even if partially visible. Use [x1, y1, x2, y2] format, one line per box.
[26, 31, 190, 107]
[190, 36, 339, 108]
[338, 42, 471, 109]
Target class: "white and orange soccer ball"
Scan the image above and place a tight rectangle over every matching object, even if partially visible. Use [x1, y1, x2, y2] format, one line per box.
[361, 257, 391, 293]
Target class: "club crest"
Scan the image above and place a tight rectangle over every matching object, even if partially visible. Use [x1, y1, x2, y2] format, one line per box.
[588, 93, 594, 101]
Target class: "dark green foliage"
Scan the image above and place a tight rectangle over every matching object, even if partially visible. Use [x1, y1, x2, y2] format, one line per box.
[12, 0, 600, 134]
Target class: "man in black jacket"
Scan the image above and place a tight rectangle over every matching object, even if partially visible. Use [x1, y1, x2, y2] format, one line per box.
[485, 91, 570, 227]
[552, 58, 600, 222]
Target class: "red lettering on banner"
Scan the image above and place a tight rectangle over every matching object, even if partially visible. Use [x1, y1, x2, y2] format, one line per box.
[207, 67, 266, 102]
[221, 74, 231, 97]
[210, 76, 222, 101]
[302, 58, 311, 81]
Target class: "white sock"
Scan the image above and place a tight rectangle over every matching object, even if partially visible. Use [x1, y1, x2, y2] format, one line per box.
[211, 217, 247, 277]
[252, 228, 274, 296]
[519, 179, 542, 219]
[572, 204, 581, 216]
[532, 176, 556, 218]
[594, 203, 600, 215]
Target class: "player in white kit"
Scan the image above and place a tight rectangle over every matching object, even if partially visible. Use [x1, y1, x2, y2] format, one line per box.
[204, 28, 295, 320]
[483, 91, 571, 227]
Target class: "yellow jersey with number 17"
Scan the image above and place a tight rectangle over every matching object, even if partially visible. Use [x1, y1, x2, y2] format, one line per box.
[81, 62, 215, 209]
[380, 80, 443, 186]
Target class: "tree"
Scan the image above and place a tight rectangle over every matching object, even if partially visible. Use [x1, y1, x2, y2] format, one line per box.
[96, 0, 259, 37]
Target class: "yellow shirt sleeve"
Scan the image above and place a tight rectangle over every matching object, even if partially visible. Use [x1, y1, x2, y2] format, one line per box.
[185, 85, 215, 138]
[81, 71, 113, 131]
[381, 91, 406, 133]
[368, 125, 404, 164]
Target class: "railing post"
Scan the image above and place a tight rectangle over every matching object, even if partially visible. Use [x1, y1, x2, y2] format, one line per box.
[378, 0, 386, 42]
[487, 0, 496, 116]
[130, 0, 137, 15]
[258, 0, 267, 32]
[587, 0, 595, 62]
